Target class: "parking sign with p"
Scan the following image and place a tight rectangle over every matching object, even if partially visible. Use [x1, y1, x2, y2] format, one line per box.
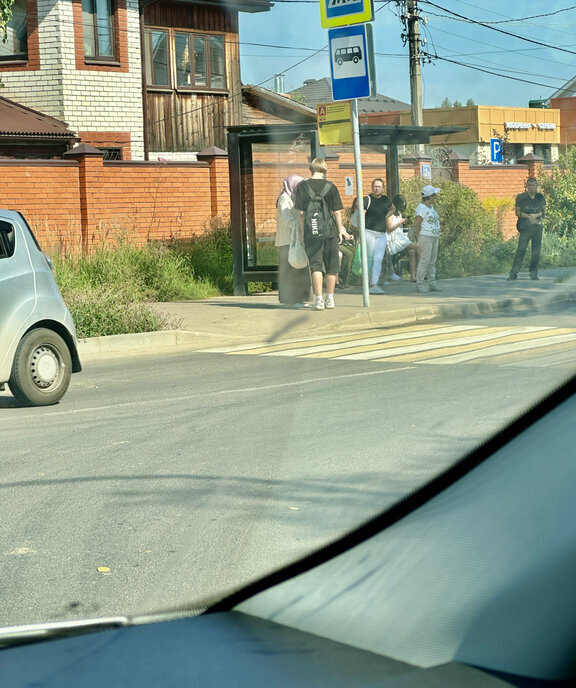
[490, 138, 503, 164]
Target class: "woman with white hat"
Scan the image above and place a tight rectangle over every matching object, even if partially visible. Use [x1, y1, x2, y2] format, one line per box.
[413, 185, 442, 293]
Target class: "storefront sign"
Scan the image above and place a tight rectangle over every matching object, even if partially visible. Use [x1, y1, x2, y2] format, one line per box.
[504, 121, 556, 131]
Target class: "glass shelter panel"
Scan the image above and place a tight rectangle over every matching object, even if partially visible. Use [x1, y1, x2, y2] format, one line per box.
[242, 139, 312, 270]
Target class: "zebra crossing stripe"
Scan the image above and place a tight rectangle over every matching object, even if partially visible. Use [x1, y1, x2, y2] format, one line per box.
[296, 327, 552, 360]
[203, 324, 480, 356]
[397, 331, 576, 365]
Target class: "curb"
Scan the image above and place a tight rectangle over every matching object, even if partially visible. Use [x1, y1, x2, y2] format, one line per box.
[77, 286, 576, 358]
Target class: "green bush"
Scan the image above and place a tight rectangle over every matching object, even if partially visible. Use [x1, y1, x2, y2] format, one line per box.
[62, 287, 182, 338]
[539, 147, 576, 238]
[400, 178, 508, 277]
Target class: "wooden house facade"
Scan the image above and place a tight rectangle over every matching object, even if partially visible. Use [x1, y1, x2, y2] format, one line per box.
[0, 0, 271, 160]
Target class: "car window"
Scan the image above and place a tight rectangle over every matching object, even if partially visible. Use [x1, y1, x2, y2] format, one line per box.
[0, 220, 15, 259]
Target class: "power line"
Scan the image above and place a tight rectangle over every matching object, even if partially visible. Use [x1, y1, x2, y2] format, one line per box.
[424, 51, 576, 95]
[420, 0, 576, 56]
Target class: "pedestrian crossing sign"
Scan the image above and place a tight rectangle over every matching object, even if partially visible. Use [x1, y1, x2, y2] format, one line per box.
[320, 0, 374, 29]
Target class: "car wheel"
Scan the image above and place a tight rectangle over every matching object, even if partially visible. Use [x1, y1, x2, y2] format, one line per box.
[337, 59, 343, 65]
[353, 56, 359, 63]
[9, 328, 72, 406]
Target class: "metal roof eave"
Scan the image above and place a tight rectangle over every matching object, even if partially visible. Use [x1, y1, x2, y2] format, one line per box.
[139, 0, 272, 12]
[227, 123, 466, 145]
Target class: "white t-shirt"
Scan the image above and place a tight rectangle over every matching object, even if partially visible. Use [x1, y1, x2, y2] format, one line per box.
[415, 202, 441, 237]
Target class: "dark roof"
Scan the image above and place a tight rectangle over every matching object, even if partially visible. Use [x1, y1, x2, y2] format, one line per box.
[242, 85, 316, 123]
[0, 96, 77, 139]
[288, 78, 410, 113]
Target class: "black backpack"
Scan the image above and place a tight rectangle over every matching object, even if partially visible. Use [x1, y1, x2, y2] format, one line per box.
[303, 182, 335, 240]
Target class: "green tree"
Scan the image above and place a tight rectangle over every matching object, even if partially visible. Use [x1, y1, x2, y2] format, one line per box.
[439, 97, 452, 108]
[452, 100, 463, 108]
[1, 0, 14, 39]
[539, 146, 576, 238]
[466, 98, 476, 106]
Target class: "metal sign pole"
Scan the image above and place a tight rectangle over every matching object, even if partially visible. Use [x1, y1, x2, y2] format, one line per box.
[352, 98, 370, 307]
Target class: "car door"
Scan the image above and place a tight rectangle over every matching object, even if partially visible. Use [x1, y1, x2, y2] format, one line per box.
[0, 215, 36, 378]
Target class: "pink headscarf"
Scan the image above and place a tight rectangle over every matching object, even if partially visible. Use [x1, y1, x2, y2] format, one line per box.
[277, 174, 304, 205]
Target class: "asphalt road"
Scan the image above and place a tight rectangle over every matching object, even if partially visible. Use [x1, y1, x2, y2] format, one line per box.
[1, 306, 574, 628]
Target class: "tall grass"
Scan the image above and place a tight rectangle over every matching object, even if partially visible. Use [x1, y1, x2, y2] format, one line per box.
[52, 234, 221, 338]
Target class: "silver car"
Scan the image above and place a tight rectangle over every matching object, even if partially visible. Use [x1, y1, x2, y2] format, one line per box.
[0, 210, 81, 406]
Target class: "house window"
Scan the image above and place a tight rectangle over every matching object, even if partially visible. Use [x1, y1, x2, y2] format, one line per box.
[145, 29, 226, 91]
[145, 30, 170, 87]
[82, 0, 116, 60]
[101, 147, 123, 160]
[0, 0, 28, 61]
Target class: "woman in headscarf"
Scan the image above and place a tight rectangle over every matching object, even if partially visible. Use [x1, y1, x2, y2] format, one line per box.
[275, 174, 310, 307]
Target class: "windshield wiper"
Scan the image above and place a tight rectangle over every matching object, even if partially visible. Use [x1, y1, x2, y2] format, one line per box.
[0, 616, 129, 649]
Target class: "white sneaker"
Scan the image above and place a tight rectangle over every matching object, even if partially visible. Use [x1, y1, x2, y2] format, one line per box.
[369, 285, 385, 294]
[416, 285, 429, 293]
[391, 273, 401, 281]
[313, 297, 325, 310]
[325, 295, 335, 309]
[429, 284, 442, 292]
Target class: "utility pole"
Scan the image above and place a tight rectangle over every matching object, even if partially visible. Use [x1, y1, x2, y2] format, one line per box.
[406, 0, 424, 153]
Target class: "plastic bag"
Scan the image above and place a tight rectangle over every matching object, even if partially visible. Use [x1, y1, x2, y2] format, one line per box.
[288, 230, 308, 269]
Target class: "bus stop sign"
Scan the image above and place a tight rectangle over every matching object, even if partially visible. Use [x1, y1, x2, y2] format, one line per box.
[329, 24, 372, 102]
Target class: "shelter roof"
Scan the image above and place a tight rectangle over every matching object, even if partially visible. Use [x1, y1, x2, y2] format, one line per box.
[227, 122, 465, 146]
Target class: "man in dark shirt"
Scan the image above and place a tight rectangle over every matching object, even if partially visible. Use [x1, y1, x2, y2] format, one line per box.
[508, 177, 546, 281]
[294, 158, 350, 310]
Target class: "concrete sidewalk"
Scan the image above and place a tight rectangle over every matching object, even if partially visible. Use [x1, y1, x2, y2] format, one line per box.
[78, 268, 576, 357]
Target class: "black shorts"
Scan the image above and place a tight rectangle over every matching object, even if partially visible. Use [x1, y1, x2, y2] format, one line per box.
[305, 235, 340, 274]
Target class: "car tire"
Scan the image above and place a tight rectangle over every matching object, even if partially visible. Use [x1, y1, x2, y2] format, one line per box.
[337, 59, 343, 65]
[9, 328, 72, 406]
[353, 56, 359, 63]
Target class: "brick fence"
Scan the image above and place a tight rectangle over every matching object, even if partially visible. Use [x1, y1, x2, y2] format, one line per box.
[0, 146, 542, 252]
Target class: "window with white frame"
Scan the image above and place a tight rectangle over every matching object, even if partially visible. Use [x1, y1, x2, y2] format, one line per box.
[145, 29, 226, 91]
[0, 0, 28, 61]
[82, 0, 116, 60]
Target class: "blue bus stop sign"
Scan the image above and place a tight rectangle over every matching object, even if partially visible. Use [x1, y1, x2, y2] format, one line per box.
[329, 24, 371, 101]
[491, 138, 503, 163]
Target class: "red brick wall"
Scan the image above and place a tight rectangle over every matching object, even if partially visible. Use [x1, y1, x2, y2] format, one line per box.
[0, 152, 543, 252]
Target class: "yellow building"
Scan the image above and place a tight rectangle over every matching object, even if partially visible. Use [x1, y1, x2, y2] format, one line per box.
[364, 105, 561, 164]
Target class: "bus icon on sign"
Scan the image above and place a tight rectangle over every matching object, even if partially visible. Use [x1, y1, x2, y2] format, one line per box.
[335, 46, 362, 65]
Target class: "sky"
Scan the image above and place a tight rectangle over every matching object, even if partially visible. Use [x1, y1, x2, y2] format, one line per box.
[238, 0, 576, 108]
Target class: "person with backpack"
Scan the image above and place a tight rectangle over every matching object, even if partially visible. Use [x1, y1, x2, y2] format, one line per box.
[294, 158, 351, 310]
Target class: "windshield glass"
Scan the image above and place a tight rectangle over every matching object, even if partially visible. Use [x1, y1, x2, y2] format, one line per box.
[1, 0, 576, 639]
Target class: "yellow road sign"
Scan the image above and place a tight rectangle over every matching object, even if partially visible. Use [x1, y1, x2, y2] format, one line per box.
[317, 101, 353, 146]
[319, 0, 374, 29]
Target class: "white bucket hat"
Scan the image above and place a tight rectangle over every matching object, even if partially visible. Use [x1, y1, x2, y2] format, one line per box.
[422, 185, 440, 197]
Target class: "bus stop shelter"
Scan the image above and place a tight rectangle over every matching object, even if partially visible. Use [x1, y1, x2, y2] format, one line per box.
[227, 122, 463, 295]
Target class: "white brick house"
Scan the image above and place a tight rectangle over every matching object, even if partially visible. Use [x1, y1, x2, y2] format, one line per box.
[0, 0, 271, 159]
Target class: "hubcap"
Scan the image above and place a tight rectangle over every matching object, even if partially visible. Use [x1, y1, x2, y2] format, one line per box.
[30, 346, 59, 388]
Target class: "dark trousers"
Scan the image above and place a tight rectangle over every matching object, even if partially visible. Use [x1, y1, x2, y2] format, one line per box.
[510, 224, 543, 277]
[277, 246, 311, 304]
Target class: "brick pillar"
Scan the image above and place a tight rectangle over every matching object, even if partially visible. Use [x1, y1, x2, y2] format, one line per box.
[197, 146, 230, 218]
[518, 152, 543, 179]
[63, 144, 104, 251]
[449, 151, 470, 184]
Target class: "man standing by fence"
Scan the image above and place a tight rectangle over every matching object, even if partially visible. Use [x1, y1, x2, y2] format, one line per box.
[508, 177, 546, 281]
